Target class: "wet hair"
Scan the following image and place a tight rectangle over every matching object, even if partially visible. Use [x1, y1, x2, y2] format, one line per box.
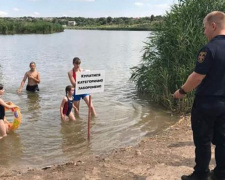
[0, 84, 3, 90]
[65, 85, 73, 95]
[30, 61, 36, 67]
[73, 57, 81, 64]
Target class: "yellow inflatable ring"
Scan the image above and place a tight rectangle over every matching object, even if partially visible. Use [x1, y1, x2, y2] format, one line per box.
[4, 102, 22, 131]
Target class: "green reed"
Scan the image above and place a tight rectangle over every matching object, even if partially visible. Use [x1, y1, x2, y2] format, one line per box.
[131, 0, 225, 112]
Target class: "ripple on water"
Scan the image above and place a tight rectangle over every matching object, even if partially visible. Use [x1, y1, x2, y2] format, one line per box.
[0, 30, 178, 170]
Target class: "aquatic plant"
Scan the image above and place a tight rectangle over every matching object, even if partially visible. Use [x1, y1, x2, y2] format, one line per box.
[131, 0, 225, 112]
[0, 19, 64, 34]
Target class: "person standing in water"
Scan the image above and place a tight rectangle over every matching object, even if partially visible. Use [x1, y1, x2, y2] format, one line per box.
[60, 85, 78, 122]
[0, 84, 18, 139]
[68, 57, 97, 117]
[17, 61, 40, 93]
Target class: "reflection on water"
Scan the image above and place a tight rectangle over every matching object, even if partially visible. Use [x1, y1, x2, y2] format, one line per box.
[0, 30, 179, 170]
[60, 121, 88, 158]
[0, 132, 22, 168]
[25, 92, 41, 121]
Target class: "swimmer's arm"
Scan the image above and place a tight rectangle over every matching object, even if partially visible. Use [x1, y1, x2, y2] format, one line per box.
[60, 97, 66, 114]
[68, 71, 76, 87]
[60, 98, 67, 121]
[72, 104, 79, 114]
[17, 72, 28, 93]
[0, 99, 17, 109]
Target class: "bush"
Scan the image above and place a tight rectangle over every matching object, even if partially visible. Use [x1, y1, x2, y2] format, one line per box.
[131, 0, 225, 112]
[0, 19, 64, 34]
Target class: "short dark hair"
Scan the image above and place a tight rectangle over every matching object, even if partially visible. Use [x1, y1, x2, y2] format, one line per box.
[73, 57, 81, 64]
[0, 84, 3, 90]
[30, 61, 36, 66]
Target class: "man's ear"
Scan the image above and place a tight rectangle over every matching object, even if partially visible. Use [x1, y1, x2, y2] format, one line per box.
[212, 22, 217, 30]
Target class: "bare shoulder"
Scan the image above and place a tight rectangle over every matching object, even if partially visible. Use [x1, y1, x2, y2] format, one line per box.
[63, 96, 68, 102]
[68, 69, 73, 76]
[25, 71, 30, 75]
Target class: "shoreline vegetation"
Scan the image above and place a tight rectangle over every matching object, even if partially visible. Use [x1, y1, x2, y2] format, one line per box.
[0, 16, 163, 34]
[65, 22, 160, 31]
[0, 19, 64, 35]
[130, 0, 225, 113]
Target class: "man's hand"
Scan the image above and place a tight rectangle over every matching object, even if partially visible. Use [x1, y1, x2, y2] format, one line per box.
[28, 75, 35, 80]
[173, 89, 185, 99]
[17, 88, 22, 94]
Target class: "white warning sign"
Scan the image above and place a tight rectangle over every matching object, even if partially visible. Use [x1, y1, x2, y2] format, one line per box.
[75, 70, 105, 95]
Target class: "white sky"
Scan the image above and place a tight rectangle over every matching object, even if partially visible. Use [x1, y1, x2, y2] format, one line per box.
[0, 0, 178, 18]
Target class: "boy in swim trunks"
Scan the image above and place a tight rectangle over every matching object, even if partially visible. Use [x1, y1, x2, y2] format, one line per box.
[0, 84, 18, 139]
[17, 61, 40, 94]
[60, 85, 78, 122]
[68, 57, 97, 117]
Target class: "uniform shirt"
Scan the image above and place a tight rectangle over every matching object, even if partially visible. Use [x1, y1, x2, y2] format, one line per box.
[195, 35, 225, 97]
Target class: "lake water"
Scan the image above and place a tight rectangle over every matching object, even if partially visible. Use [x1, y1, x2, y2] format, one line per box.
[0, 30, 178, 170]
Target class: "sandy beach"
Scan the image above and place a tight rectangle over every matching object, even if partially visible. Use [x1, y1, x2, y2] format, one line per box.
[0, 116, 216, 180]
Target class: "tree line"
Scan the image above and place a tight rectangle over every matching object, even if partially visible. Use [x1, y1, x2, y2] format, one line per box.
[54, 15, 163, 26]
[0, 18, 64, 34]
[0, 15, 164, 34]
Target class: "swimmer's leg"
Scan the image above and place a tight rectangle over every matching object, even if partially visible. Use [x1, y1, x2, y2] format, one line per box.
[83, 96, 97, 117]
[5, 123, 9, 133]
[68, 111, 76, 121]
[0, 120, 7, 138]
[73, 101, 80, 118]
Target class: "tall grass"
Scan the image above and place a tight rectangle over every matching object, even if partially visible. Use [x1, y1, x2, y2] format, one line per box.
[131, 0, 225, 112]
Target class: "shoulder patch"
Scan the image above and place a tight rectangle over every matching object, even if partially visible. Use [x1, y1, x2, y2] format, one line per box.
[198, 52, 207, 63]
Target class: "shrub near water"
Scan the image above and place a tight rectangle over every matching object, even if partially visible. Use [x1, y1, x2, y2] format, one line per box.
[0, 20, 64, 34]
[131, 0, 225, 112]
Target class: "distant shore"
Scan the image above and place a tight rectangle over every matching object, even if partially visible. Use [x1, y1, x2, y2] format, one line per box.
[65, 23, 160, 31]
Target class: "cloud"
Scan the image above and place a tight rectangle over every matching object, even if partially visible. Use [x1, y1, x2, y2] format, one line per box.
[69, 0, 95, 1]
[31, 12, 40, 16]
[13, 8, 20, 11]
[0, 10, 8, 17]
[134, 2, 144, 6]
[147, 3, 172, 15]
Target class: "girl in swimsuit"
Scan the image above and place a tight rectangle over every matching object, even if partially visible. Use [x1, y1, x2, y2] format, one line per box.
[60, 85, 78, 122]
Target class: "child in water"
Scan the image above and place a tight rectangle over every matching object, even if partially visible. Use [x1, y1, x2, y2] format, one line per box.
[0, 84, 18, 139]
[60, 85, 78, 122]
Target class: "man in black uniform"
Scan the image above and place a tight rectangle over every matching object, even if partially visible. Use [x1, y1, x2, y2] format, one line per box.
[173, 11, 225, 180]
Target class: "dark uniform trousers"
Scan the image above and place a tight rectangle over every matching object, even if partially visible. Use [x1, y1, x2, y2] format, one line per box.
[191, 96, 225, 179]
